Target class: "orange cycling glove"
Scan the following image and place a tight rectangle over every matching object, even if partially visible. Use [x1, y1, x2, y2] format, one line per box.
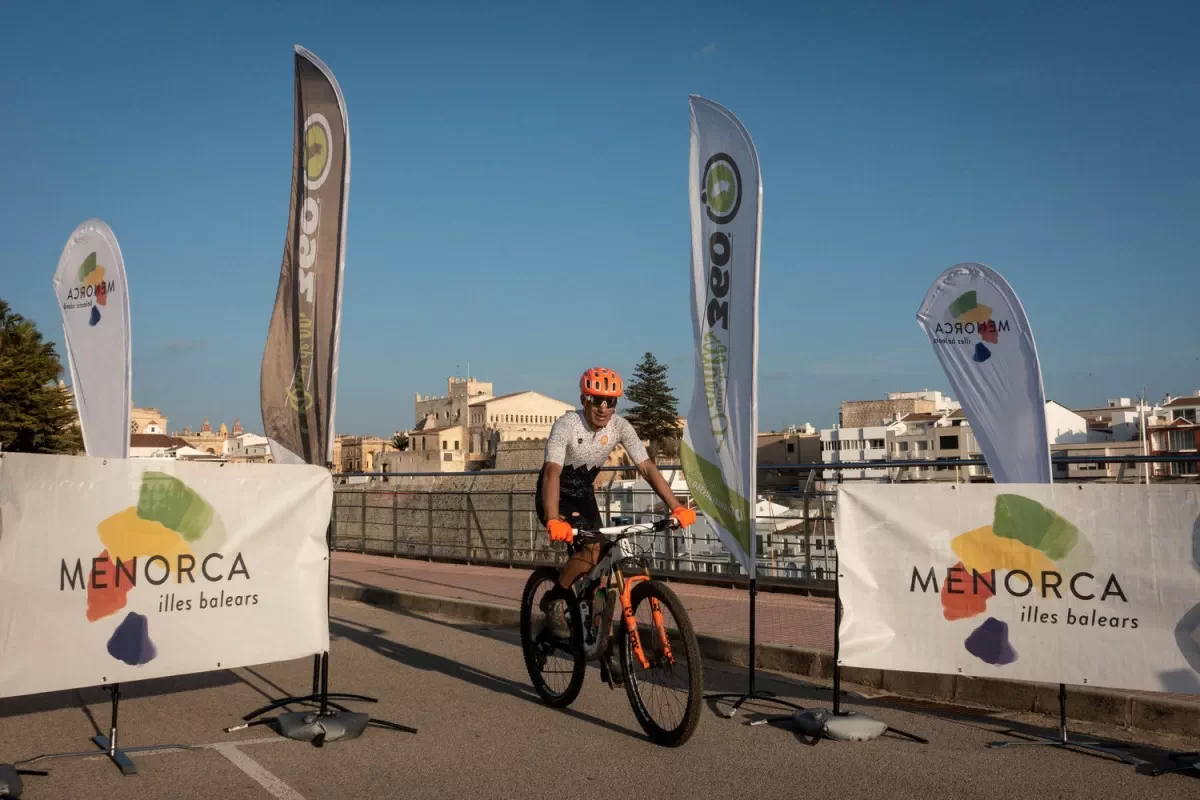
[546, 519, 574, 543]
[671, 506, 697, 527]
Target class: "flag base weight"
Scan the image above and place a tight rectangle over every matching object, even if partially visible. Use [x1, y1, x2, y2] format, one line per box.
[750, 709, 925, 744]
[732, 564, 926, 745]
[0, 763, 43, 798]
[227, 652, 417, 741]
[229, 522, 418, 742]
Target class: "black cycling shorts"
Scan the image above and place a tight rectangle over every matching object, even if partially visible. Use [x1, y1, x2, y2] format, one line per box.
[535, 469, 602, 531]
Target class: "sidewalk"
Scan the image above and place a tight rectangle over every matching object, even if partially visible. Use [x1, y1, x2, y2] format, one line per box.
[331, 551, 836, 650]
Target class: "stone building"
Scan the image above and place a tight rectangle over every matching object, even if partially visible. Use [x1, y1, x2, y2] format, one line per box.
[407, 377, 575, 469]
[838, 391, 958, 428]
[379, 426, 465, 473]
[757, 427, 821, 490]
[467, 391, 575, 458]
[414, 377, 494, 433]
[131, 407, 168, 435]
[176, 418, 228, 455]
[338, 435, 391, 473]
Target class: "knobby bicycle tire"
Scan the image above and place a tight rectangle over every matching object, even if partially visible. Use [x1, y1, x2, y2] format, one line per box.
[520, 567, 586, 708]
[620, 580, 704, 747]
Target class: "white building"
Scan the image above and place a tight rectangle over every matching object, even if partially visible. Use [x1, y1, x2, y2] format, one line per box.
[820, 423, 895, 480]
[225, 433, 272, 464]
[1044, 400, 1089, 445]
[468, 391, 575, 457]
[886, 402, 1091, 483]
[1071, 398, 1162, 443]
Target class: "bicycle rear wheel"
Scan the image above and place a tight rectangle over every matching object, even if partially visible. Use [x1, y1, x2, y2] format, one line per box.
[619, 580, 703, 747]
[520, 567, 586, 708]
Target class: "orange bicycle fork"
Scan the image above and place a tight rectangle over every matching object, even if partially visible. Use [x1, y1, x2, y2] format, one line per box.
[616, 574, 674, 670]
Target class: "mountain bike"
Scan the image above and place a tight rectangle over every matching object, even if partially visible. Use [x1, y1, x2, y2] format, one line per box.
[519, 517, 703, 747]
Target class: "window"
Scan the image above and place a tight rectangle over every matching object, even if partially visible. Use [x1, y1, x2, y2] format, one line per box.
[454, 440, 460, 450]
[868, 439, 885, 450]
[899, 441, 909, 452]
[939, 435, 960, 450]
[787, 443, 795, 453]
[444, 453, 452, 462]
[442, 441, 448, 450]
[1175, 408, 1197, 423]
[1169, 430, 1195, 451]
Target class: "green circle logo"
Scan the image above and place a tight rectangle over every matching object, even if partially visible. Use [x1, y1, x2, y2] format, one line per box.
[304, 113, 332, 190]
[700, 153, 742, 224]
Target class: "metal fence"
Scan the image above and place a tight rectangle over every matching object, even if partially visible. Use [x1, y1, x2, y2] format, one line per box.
[330, 455, 1199, 592]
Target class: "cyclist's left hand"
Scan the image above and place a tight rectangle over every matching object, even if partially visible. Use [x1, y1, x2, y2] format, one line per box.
[670, 506, 696, 528]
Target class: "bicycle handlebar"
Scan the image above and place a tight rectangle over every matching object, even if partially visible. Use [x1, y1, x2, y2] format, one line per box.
[572, 517, 678, 545]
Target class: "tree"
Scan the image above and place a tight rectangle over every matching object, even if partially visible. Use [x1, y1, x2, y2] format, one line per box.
[0, 299, 83, 454]
[624, 352, 680, 461]
[391, 432, 410, 451]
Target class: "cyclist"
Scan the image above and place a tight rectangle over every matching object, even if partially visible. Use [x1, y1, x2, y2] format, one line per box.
[537, 366, 696, 639]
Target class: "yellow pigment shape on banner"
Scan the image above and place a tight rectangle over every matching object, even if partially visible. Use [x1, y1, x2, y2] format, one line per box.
[957, 303, 992, 324]
[97, 506, 194, 565]
[951, 525, 1056, 575]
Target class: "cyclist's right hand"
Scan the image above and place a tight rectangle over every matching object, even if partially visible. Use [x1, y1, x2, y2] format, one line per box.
[546, 519, 573, 543]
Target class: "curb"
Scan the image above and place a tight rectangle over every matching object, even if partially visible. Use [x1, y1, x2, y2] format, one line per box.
[330, 581, 1200, 737]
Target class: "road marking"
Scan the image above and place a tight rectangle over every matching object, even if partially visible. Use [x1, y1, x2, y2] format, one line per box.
[73, 735, 294, 761]
[212, 742, 308, 800]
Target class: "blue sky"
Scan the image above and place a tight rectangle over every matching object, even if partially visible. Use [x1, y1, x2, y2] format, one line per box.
[3, 1, 1198, 435]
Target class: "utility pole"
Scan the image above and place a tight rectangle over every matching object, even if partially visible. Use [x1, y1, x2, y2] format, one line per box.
[1140, 386, 1150, 485]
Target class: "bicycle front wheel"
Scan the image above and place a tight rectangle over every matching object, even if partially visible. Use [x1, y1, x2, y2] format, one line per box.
[619, 580, 703, 747]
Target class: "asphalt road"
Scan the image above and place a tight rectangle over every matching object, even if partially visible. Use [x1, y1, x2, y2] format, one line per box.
[2, 598, 1198, 800]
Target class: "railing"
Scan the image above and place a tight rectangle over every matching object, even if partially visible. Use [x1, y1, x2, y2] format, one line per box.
[329, 455, 1199, 592]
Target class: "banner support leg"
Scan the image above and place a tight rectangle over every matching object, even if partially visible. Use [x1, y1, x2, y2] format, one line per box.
[987, 683, 1143, 764]
[17, 682, 193, 776]
[90, 683, 138, 776]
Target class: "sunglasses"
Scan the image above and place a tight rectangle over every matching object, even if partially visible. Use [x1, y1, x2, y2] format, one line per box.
[586, 396, 618, 409]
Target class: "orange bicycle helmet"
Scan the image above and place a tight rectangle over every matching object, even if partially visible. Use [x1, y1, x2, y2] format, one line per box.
[579, 367, 623, 398]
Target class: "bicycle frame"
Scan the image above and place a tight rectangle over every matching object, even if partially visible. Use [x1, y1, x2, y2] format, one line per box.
[573, 523, 676, 671]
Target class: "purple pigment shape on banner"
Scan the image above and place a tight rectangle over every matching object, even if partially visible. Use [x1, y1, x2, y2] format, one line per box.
[964, 617, 1017, 665]
[107, 612, 157, 666]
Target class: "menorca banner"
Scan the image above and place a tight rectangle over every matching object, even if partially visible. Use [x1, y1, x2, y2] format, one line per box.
[0, 453, 330, 698]
[837, 483, 1200, 694]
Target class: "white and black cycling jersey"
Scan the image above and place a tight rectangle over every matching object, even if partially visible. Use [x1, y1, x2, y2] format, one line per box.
[542, 410, 649, 498]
